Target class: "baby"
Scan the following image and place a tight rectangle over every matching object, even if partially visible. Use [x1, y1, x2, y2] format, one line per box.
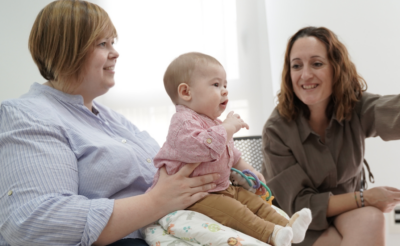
[148, 52, 311, 246]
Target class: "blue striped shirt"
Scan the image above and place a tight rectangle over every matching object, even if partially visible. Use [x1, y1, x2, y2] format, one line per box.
[0, 83, 159, 246]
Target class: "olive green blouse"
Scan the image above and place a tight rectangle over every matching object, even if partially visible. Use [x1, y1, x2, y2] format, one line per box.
[262, 92, 400, 245]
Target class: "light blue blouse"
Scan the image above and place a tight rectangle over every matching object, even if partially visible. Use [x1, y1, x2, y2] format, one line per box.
[0, 83, 159, 246]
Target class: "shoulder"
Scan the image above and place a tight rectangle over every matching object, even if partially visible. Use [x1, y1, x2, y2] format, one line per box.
[171, 108, 202, 125]
[1, 92, 63, 126]
[357, 91, 381, 106]
[354, 91, 382, 116]
[263, 107, 296, 134]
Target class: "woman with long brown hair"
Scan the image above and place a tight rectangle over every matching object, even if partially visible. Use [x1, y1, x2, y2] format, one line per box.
[262, 26, 400, 245]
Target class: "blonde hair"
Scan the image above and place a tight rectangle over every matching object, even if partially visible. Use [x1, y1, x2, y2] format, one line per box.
[29, 0, 117, 92]
[163, 52, 222, 104]
[278, 26, 367, 122]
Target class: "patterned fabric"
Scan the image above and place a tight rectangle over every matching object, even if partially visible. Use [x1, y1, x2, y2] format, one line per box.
[143, 210, 283, 246]
[0, 83, 159, 246]
[148, 105, 241, 193]
[142, 209, 289, 246]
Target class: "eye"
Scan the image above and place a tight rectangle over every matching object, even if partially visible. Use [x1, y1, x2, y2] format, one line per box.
[99, 42, 106, 47]
[314, 62, 323, 67]
[213, 83, 219, 87]
[291, 64, 300, 69]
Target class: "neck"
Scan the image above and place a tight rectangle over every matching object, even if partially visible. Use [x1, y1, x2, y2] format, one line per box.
[308, 105, 329, 142]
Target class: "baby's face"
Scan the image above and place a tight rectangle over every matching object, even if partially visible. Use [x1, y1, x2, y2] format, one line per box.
[189, 63, 228, 120]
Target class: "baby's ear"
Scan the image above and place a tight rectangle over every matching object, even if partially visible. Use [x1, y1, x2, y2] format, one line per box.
[177, 83, 191, 102]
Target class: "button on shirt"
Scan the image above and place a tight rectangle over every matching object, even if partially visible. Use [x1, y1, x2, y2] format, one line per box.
[0, 83, 159, 246]
[148, 105, 241, 193]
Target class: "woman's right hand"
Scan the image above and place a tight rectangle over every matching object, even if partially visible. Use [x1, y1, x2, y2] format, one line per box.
[364, 186, 400, 212]
[148, 162, 219, 213]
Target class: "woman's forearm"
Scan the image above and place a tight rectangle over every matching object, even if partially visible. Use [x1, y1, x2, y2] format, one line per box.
[94, 193, 167, 246]
[95, 164, 219, 246]
[326, 192, 360, 217]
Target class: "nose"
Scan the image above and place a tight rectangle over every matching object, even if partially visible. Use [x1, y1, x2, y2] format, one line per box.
[109, 46, 119, 60]
[222, 87, 228, 96]
[301, 65, 313, 81]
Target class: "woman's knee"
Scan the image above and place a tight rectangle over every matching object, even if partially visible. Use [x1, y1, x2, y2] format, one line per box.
[358, 207, 385, 228]
[335, 206, 385, 236]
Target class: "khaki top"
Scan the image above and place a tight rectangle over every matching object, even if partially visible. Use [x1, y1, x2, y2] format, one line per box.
[261, 92, 400, 246]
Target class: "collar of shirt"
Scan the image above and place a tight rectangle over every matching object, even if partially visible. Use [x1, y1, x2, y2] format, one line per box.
[297, 109, 343, 143]
[31, 82, 102, 117]
[31, 82, 85, 106]
[175, 104, 222, 125]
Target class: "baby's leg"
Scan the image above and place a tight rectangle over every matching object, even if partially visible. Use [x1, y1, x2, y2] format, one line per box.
[234, 186, 289, 227]
[186, 187, 284, 243]
[287, 208, 312, 243]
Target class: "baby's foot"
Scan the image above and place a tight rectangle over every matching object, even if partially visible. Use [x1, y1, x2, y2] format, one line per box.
[287, 208, 312, 243]
[270, 225, 292, 246]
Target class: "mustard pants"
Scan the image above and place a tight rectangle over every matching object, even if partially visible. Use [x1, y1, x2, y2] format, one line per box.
[186, 185, 289, 242]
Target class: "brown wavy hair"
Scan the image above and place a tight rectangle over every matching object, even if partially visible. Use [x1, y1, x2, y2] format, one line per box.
[277, 26, 367, 122]
[29, 0, 117, 92]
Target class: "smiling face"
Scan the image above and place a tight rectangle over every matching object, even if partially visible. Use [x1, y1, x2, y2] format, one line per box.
[290, 36, 333, 113]
[188, 63, 228, 120]
[75, 36, 119, 103]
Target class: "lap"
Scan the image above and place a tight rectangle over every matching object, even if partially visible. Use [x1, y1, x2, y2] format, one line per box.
[313, 207, 385, 246]
[333, 206, 384, 235]
[107, 238, 149, 246]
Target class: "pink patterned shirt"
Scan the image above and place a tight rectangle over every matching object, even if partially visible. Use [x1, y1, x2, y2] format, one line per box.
[148, 105, 241, 192]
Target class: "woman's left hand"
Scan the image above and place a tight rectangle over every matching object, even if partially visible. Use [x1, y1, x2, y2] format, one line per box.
[364, 186, 400, 213]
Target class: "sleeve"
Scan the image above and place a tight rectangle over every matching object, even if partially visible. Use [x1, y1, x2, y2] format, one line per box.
[262, 122, 332, 230]
[0, 104, 114, 246]
[171, 119, 227, 163]
[357, 92, 400, 140]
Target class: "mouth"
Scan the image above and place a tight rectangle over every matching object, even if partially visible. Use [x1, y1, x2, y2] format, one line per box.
[104, 66, 115, 71]
[220, 100, 228, 107]
[302, 84, 318, 90]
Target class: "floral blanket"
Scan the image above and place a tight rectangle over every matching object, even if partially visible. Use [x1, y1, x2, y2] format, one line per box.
[143, 207, 289, 246]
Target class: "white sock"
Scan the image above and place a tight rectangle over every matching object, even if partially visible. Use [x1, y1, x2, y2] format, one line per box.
[270, 225, 292, 246]
[287, 208, 312, 243]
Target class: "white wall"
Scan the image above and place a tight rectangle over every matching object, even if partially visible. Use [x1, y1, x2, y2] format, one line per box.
[265, 1, 400, 244]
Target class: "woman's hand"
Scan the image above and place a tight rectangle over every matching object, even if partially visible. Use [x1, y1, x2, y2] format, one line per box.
[364, 186, 400, 213]
[148, 162, 219, 214]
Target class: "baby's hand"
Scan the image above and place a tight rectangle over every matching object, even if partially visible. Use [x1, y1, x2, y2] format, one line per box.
[222, 111, 249, 134]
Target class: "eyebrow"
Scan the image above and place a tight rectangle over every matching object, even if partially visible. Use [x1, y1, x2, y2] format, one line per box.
[210, 77, 226, 82]
[290, 55, 324, 62]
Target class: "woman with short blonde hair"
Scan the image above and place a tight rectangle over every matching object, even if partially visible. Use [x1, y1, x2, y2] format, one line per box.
[0, 1, 218, 245]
